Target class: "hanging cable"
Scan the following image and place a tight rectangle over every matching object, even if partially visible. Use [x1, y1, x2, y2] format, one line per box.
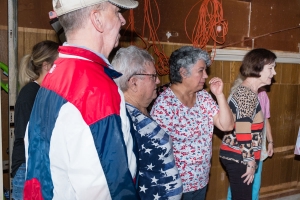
[123, 0, 170, 75]
[185, 0, 228, 60]
[142, 0, 170, 75]
[124, 10, 148, 49]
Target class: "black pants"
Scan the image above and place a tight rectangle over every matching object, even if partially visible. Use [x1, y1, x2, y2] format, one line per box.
[220, 158, 252, 200]
[181, 185, 208, 200]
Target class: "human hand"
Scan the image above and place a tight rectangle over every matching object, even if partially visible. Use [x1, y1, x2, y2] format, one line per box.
[241, 160, 256, 185]
[49, 11, 58, 19]
[267, 143, 274, 157]
[209, 77, 224, 96]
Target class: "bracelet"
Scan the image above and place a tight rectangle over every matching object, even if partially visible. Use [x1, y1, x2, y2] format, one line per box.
[247, 164, 257, 170]
[268, 141, 274, 145]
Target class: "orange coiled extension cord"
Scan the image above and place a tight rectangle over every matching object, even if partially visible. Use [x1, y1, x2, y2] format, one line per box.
[124, 0, 170, 75]
[185, 0, 228, 59]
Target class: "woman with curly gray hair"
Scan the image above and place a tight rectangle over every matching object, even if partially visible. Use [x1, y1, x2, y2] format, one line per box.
[151, 46, 234, 200]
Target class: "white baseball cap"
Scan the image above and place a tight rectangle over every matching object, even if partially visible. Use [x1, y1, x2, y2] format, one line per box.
[53, 0, 139, 16]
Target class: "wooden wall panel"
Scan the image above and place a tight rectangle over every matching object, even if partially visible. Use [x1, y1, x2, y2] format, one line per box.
[281, 64, 300, 84]
[0, 28, 8, 64]
[268, 84, 283, 144]
[1, 89, 9, 191]
[221, 61, 231, 84]
[0, 25, 11, 190]
[273, 63, 283, 84]
[0, 27, 299, 198]
[209, 61, 223, 82]
[251, 0, 300, 52]
[282, 85, 298, 145]
[1, 0, 300, 52]
[17, 27, 58, 65]
[261, 156, 274, 190]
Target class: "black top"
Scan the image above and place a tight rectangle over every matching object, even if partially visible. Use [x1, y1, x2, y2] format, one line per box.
[11, 82, 40, 177]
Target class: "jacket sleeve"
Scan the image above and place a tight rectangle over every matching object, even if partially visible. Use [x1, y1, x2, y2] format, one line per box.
[52, 103, 139, 200]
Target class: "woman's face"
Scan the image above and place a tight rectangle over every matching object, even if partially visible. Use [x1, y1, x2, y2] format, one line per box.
[259, 61, 276, 85]
[184, 59, 208, 91]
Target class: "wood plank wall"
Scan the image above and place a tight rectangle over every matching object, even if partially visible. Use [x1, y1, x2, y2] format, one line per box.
[0, 26, 9, 191]
[1, 26, 300, 199]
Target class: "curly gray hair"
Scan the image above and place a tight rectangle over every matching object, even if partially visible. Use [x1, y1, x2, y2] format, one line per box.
[169, 46, 211, 84]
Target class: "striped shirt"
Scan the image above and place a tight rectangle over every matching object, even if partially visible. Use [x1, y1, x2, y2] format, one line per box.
[220, 85, 264, 163]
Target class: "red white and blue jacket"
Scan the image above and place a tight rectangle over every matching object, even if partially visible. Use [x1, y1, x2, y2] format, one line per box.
[24, 46, 139, 200]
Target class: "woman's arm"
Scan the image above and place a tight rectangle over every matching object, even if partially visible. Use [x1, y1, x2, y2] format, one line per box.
[210, 77, 234, 131]
[265, 118, 274, 156]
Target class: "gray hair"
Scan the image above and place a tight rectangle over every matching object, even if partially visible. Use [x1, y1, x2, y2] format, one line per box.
[230, 73, 245, 95]
[112, 45, 155, 91]
[169, 46, 211, 84]
[58, 3, 107, 37]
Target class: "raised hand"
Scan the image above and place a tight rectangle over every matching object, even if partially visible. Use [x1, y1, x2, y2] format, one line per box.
[209, 77, 224, 96]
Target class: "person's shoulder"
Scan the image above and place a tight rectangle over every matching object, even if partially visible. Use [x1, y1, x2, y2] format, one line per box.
[236, 85, 255, 96]
[18, 82, 40, 96]
[231, 85, 257, 103]
[15, 82, 40, 105]
[258, 89, 268, 99]
[22, 81, 39, 88]
[235, 86, 259, 110]
[151, 87, 172, 111]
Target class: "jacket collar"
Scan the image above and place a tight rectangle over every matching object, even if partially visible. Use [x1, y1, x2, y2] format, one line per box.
[58, 46, 122, 79]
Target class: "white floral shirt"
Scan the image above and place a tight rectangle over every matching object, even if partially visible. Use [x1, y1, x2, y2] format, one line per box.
[150, 87, 219, 193]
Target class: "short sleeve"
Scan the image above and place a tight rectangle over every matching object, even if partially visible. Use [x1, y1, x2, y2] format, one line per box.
[258, 91, 270, 119]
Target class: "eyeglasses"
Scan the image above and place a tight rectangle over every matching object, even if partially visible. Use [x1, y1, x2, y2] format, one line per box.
[128, 73, 158, 81]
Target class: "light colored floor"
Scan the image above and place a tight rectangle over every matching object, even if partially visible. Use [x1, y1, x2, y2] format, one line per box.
[273, 194, 300, 200]
[260, 188, 300, 200]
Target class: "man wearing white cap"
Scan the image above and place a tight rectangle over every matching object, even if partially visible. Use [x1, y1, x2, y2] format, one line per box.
[24, 0, 139, 199]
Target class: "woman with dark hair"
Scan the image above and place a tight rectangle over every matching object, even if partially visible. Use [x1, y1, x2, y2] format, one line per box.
[219, 48, 277, 200]
[151, 46, 234, 200]
[11, 40, 59, 200]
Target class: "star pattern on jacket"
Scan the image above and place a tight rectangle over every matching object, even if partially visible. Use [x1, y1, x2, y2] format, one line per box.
[126, 103, 183, 200]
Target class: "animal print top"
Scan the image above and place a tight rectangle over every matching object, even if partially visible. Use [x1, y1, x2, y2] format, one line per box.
[219, 85, 264, 163]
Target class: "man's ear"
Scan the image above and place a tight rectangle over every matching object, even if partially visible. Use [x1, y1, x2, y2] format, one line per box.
[91, 10, 104, 33]
[128, 77, 138, 92]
